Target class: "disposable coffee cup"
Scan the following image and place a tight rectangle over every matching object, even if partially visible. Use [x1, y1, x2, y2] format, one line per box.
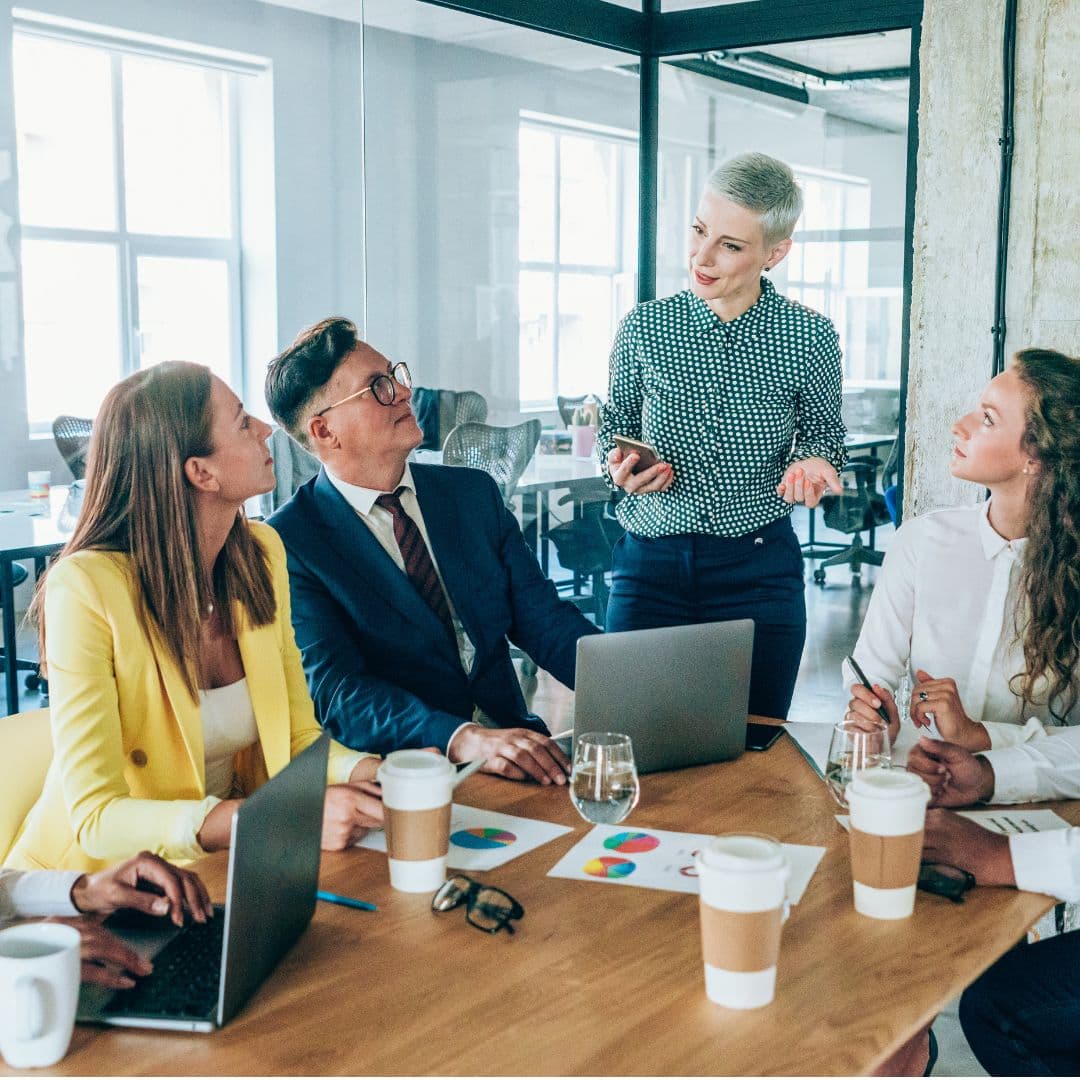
[696, 834, 789, 1010]
[376, 751, 483, 893]
[0, 923, 80, 1069]
[847, 768, 931, 920]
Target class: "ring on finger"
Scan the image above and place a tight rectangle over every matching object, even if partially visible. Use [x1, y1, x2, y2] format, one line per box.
[918, 690, 929, 701]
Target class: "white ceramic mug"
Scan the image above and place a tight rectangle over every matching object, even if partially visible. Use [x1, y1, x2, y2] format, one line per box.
[847, 768, 931, 919]
[0, 923, 81, 1068]
[376, 751, 484, 893]
[696, 834, 789, 1010]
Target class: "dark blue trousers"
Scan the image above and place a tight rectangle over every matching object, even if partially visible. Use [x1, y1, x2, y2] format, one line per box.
[605, 518, 806, 720]
[960, 934, 1080, 1075]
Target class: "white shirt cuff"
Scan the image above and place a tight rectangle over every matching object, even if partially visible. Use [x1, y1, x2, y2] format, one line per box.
[985, 716, 1047, 750]
[446, 722, 479, 759]
[1009, 831, 1080, 902]
[6, 870, 84, 918]
[985, 744, 1045, 804]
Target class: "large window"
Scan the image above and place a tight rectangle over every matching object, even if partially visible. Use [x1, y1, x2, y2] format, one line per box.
[13, 26, 244, 430]
[517, 116, 638, 410]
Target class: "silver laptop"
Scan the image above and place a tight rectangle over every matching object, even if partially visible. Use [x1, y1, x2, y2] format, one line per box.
[77, 733, 329, 1033]
[572, 620, 754, 774]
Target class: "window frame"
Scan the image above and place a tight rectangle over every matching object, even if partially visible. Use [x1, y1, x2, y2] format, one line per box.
[13, 18, 247, 435]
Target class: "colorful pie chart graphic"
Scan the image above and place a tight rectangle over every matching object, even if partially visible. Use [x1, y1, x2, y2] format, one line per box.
[603, 831, 660, 854]
[583, 856, 636, 879]
[450, 827, 517, 850]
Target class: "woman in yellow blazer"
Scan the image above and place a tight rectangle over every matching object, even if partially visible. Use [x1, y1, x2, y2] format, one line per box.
[6, 362, 382, 872]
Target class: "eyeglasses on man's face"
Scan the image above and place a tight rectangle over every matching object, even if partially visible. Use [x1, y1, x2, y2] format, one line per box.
[314, 362, 412, 416]
[431, 875, 524, 934]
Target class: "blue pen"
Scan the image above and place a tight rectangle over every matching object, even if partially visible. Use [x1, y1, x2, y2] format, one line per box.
[316, 889, 378, 912]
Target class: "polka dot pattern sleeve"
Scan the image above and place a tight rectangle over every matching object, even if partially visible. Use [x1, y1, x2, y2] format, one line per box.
[596, 278, 847, 539]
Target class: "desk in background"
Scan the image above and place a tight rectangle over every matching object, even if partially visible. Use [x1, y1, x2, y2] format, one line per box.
[0, 488, 70, 715]
[30, 729, 1068, 1077]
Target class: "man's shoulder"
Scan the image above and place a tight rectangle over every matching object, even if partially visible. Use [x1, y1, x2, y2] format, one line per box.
[266, 473, 323, 543]
[414, 462, 500, 500]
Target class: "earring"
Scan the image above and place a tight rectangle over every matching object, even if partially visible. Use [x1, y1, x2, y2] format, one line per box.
[763, 265, 771, 273]
[1022, 466, 1030, 474]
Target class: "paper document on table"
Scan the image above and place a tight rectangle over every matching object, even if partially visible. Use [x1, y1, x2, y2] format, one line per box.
[785, 719, 924, 780]
[356, 803, 574, 871]
[836, 808, 1070, 833]
[547, 823, 825, 903]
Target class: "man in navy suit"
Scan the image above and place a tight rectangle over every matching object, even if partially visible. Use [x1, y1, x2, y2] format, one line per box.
[265, 317, 600, 785]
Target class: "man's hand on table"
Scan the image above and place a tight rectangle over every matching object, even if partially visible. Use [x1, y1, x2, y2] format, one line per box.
[922, 808, 1016, 887]
[448, 724, 570, 785]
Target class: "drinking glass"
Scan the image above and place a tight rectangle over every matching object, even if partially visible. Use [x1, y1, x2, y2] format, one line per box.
[570, 732, 640, 825]
[825, 717, 891, 807]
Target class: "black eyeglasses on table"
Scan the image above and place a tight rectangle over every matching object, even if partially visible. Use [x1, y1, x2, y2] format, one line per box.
[431, 875, 524, 934]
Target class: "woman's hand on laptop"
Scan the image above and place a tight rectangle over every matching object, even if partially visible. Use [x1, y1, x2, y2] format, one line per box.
[322, 783, 384, 849]
[71, 851, 213, 927]
[448, 725, 570, 785]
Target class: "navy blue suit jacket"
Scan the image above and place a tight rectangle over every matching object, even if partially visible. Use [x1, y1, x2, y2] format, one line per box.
[268, 464, 600, 754]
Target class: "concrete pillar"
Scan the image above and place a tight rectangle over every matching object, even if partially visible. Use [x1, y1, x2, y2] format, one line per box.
[907, 0, 1080, 515]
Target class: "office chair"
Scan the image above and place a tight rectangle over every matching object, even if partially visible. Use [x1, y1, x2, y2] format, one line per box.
[812, 458, 892, 586]
[442, 419, 541, 502]
[51, 415, 93, 481]
[541, 480, 624, 627]
[556, 394, 588, 427]
[258, 427, 320, 518]
[413, 388, 489, 450]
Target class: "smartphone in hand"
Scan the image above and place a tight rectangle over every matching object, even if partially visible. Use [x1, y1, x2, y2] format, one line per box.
[612, 435, 661, 474]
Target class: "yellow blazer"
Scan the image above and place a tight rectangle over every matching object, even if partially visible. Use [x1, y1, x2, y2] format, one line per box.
[5, 522, 370, 872]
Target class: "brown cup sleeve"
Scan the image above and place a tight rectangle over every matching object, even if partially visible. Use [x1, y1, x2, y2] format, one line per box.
[699, 902, 784, 973]
[385, 804, 452, 861]
[849, 827, 924, 890]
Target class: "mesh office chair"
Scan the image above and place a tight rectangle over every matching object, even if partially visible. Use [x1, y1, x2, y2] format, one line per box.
[556, 395, 589, 428]
[812, 457, 893, 586]
[442, 420, 541, 502]
[541, 479, 624, 627]
[52, 416, 93, 481]
[414, 388, 489, 450]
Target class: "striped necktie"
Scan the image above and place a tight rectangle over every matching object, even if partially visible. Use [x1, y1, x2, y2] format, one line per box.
[375, 488, 455, 638]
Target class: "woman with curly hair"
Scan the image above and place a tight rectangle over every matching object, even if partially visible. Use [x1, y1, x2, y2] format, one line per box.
[846, 349, 1080, 1077]
[846, 347, 1079, 748]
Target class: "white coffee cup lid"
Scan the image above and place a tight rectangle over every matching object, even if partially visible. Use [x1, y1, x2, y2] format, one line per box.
[848, 768, 930, 801]
[697, 833, 786, 873]
[378, 749, 455, 779]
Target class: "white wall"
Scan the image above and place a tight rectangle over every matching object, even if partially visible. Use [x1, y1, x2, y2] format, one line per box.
[0, 0, 365, 484]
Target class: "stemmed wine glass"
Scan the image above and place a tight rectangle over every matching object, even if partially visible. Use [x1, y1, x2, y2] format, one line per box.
[569, 732, 640, 825]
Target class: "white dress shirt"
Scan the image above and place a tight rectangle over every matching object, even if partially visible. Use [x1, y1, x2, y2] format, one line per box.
[325, 465, 483, 751]
[0, 868, 82, 921]
[852, 501, 1075, 748]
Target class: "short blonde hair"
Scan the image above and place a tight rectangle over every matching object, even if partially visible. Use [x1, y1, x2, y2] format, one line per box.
[705, 152, 803, 246]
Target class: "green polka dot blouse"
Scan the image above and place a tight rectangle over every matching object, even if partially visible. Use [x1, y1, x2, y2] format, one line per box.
[597, 277, 847, 539]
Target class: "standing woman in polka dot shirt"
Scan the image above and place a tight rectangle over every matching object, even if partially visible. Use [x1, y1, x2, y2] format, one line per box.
[597, 152, 846, 720]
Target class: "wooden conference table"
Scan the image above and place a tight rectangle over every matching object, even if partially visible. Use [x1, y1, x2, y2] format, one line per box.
[16, 725, 1072, 1077]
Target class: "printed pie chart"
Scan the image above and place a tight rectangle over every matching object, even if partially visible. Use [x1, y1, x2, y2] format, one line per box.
[451, 827, 517, 850]
[603, 831, 660, 854]
[583, 856, 636, 879]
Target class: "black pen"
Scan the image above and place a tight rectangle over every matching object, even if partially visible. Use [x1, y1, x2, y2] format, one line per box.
[844, 654, 891, 725]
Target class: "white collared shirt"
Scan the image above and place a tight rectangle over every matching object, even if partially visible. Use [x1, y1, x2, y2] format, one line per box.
[325, 465, 483, 750]
[852, 501, 1075, 748]
[0, 868, 82, 920]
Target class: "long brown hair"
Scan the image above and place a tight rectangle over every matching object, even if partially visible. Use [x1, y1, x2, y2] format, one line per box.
[1012, 348, 1080, 720]
[34, 362, 276, 699]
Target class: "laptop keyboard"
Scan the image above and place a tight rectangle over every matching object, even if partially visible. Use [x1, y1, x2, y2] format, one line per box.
[104, 915, 225, 1021]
